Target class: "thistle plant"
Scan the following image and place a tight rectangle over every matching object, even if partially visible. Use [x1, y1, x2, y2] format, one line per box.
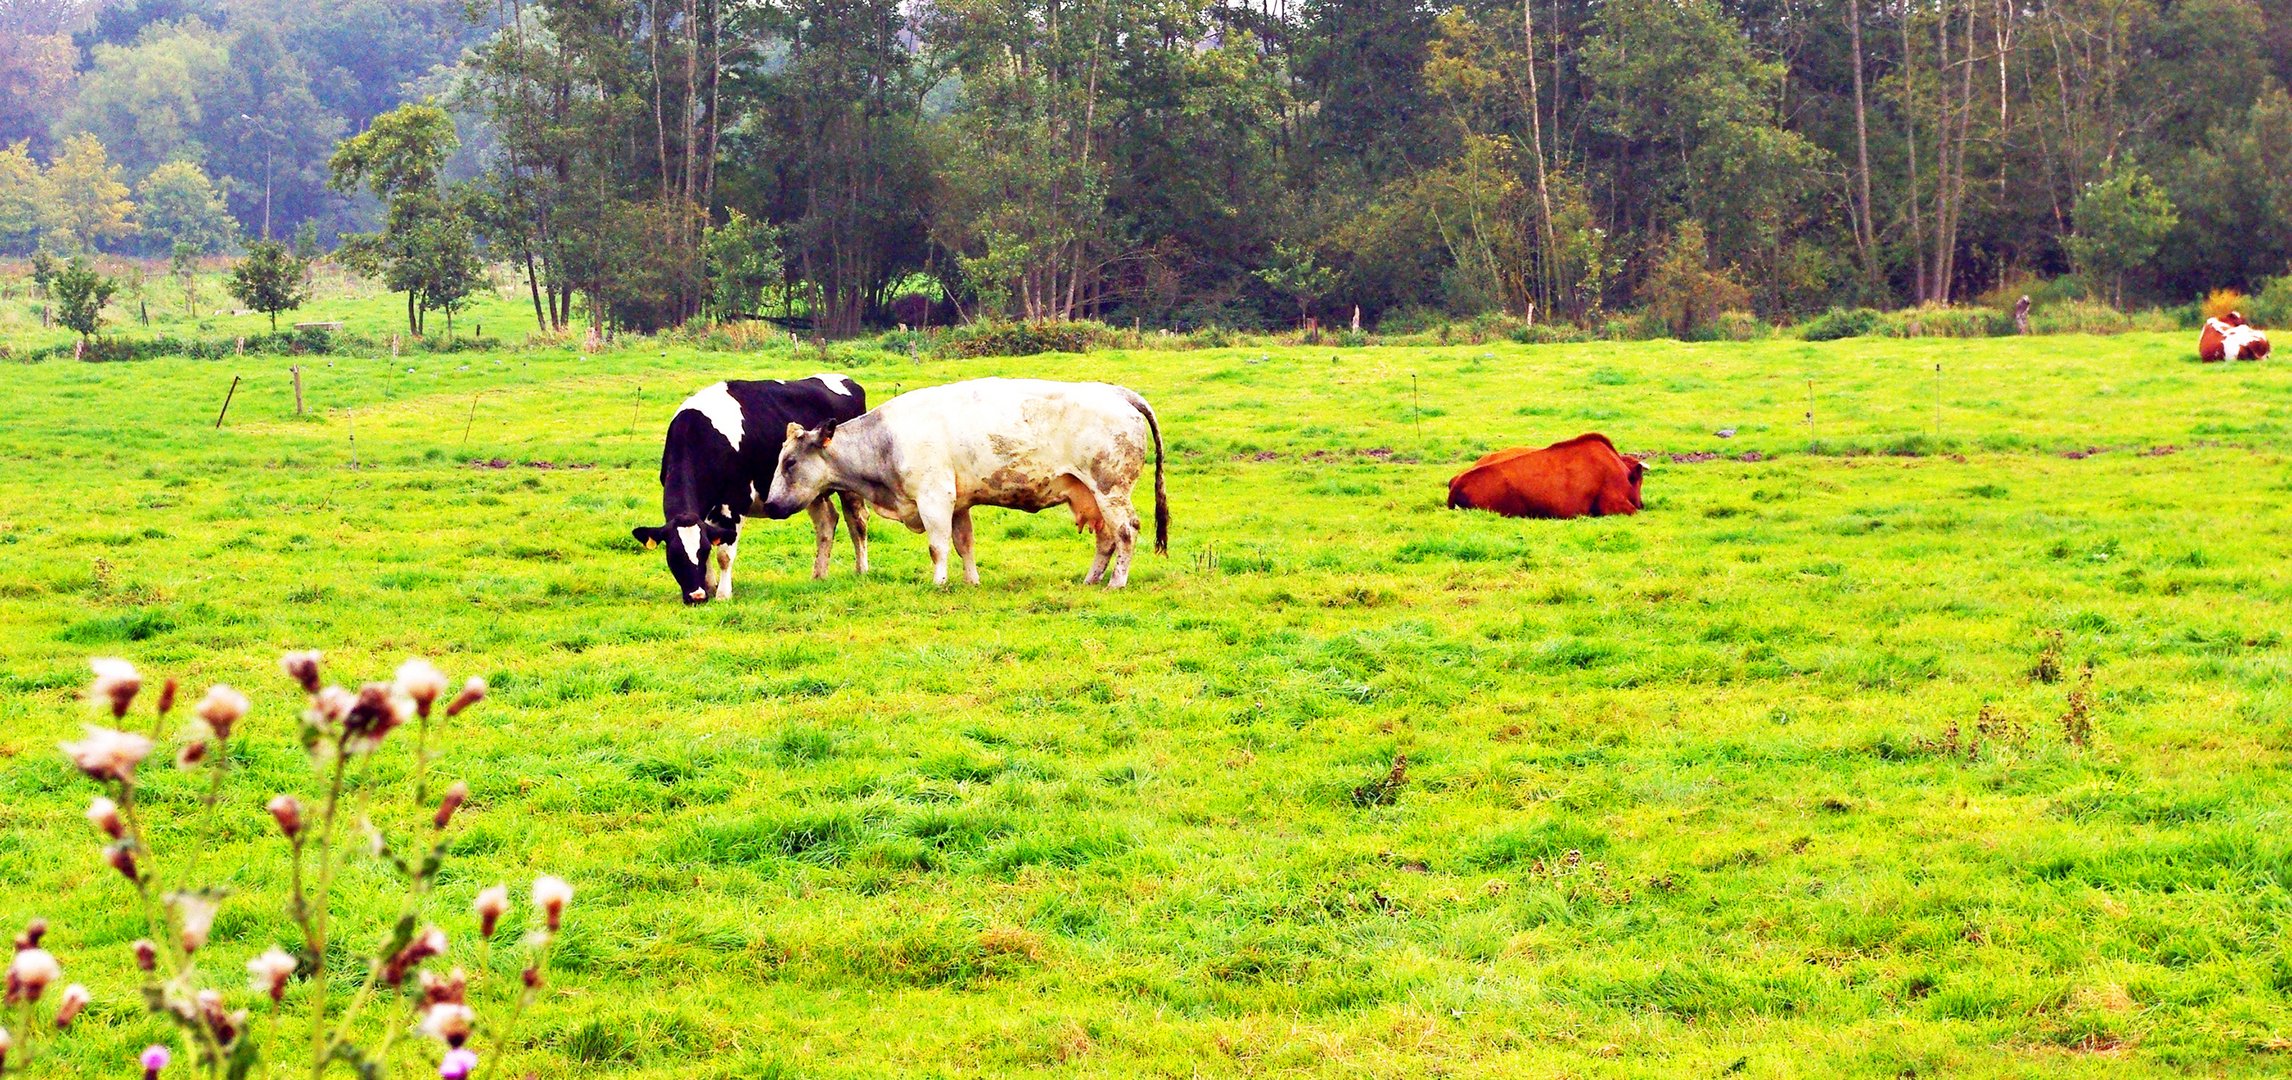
[41, 654, 573, 1079]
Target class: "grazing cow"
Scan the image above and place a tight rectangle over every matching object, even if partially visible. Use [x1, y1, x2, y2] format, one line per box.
[761, 378, 1169, 587]
[1447, 433, 1645, 519]
[2199, 312, 2271, 362]
[630, 375, 870, 604]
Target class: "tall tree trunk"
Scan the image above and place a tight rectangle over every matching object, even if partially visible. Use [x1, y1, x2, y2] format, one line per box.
[1522, 0, 1558, 315]
[1848, 0, 1877, 288]
[1902, 2, 1927, 303]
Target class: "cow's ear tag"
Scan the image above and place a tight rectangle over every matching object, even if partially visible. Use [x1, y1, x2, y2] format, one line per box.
[644, 539, 657, 549]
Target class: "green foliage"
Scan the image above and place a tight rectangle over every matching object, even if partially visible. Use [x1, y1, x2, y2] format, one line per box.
[1642, 221, 1751, 338]
[134, 159, 237, 255]
[703, 209, 783, 320]
[226, 239, 311, 331]
[936, 319, 1119, 359]
[0, 140, 38, 253]
[39, 132, 137, 252]
[329, 103, 481, 335]
[2247, 275, 2292, 327]
[1802, 307, 1887, 341]
[2068, 166, 2180, 306]
[49, 255, 118, 340]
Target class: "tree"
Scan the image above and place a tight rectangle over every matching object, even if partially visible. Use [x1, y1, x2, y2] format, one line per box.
[226, 238, 310, 331]
[0, 32, 74, 153]
[0, 140, 38, 254]
[51, 256, 119, 341]
[328, 103, 468, 335]
[1642, 221, 1750, 338]
[135, 159, 237, 254]
[1256, 242, 1338, 327]
[2067, 166, 2178, 307]
[51, 21, 233, 178]
[703, 209, 783, 320]
[40, 133, 137, 252]
[170, 240, 200, 316]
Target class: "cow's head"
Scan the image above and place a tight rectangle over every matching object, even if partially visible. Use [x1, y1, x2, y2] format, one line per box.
[761, 419, 838, 519]
[2225, 311, 2250, 328]
[1625, 456, 1647, 510]
[631, 518, 736, 603]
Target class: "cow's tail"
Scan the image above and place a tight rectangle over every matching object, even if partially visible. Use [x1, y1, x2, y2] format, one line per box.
[1123, 389, 1170, 555]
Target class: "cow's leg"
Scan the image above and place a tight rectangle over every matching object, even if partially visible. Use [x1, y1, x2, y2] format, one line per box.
[919, 490, 956, 586]
[1101, 489, 1142, 589]
[711, 540, 738, 600]
[838, 491, 870, 575]
[807, 496, 838, 579]
[952, 507, 980, 585]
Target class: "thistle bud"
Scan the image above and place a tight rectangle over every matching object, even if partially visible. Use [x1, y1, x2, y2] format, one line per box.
[141, 1045, 170, 1079]
[444, 677, 486, 718]
[268, 795, 303, 839]
[106, 842, 139, 883]
[54, 983, 88, 1028]
[280, 651, 322, 693]
[87, 797, 124, 840]
[168, 893, 217, 956]
[176, 731, 209, 769]
[246, 947, 296, 1002]
[522, 965, 541, 989]
[473, 886, 508, 939]
[433, 781, 468, 830]
[532, 875, 572, 932]
[155, 678, 178, 718]
[418, 1002, 474, 1047]
[89, 658, 142, 718]
[17, 919, 46, 951]
[60, 725, 153, 783]
[194, 685, 247, 740]
[133, 939, 157, 971]
[5, 948, 60, 1005]
[394, 659, 448, 718]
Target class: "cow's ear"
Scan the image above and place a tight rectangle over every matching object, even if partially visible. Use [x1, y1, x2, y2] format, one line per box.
[702, 521, 738, 545]
[786, 421, 803, 442]
[632, 526, 664, 549]
[818, 417, 839, 444]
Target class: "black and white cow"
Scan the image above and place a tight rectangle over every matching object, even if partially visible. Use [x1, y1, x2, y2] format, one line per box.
[760, 378, 1168, 587]
[631, 374, 869, 603]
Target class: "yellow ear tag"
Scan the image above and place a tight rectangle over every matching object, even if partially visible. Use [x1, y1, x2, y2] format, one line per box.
[644, 539, 657, 549]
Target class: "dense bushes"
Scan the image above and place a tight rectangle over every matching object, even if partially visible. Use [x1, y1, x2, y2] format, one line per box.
[935, 320, 1122, 359]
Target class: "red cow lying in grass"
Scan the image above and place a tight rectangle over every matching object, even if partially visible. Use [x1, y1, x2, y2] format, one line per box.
[1447, 433, 1645, 519]
[2200, 312, 2271, 362]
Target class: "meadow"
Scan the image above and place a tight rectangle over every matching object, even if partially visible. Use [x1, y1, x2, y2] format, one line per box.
[2, 320, 2291, 1077]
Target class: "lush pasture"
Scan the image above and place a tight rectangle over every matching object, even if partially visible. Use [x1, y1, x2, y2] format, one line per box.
[2, 332, 2290, 1077]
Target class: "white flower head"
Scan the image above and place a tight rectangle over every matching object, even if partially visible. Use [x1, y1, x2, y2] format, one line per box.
[86, 796, 123, 839]
[532, 875, 573, 931]
[88, 658, 142, 718]
[195, 684, 249, 738]
[5, 948, 61, 1004]
[60, 726, 153, 783]
[473, 885, 509, 938]
[168, 892, 219, 955]
[54, 983, 89, 1027]
[394, 659, 449, 716]
[418, 1002, 475, 1047]
[246, 946, 297, 1000]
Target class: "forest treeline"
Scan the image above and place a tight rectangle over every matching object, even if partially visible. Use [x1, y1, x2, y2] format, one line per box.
[4, 0, 2291, 335]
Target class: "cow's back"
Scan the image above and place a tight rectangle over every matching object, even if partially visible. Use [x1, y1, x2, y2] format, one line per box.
[1449, 434, 1637, 519]
[880, 379, 1149, 498]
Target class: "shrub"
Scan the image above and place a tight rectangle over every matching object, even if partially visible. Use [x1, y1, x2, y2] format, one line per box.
[2247, 276, 2292, 328]
[2029, 301, 2173, 335]
[1802, 307, 1886, 341]
[936, 319, 1117, 359]
[1702, 310, 1772, 342]
[1512, 322, 1595, 345]
[2202, 288, 2248, 321]
[1894, 305, 2011, 338]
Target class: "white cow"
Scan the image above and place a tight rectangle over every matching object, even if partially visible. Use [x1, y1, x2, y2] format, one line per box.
[761, 378, 1169, 587]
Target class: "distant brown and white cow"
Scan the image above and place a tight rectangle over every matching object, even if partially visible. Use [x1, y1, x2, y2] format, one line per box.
[761, 378, 1169, 587]
[1446, 433, 1644, 519]
[2200, 312, 2271, 362]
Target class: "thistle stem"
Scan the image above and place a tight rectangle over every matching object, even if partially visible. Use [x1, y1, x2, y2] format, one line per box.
[308, 751, 350, 1080]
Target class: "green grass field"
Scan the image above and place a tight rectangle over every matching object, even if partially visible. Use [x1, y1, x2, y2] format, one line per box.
[3, 327, 2291, 1077]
